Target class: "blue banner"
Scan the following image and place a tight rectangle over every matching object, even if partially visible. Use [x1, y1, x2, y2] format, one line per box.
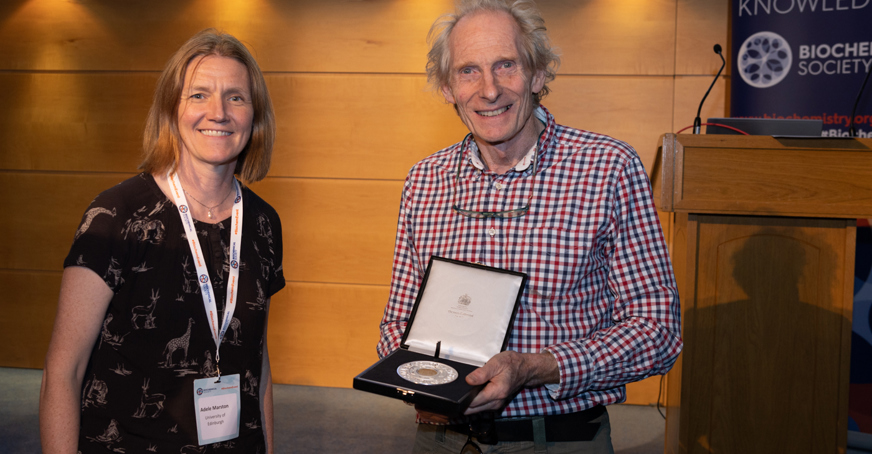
[731, 0, 872, 137]
[731, 1, 872, 441]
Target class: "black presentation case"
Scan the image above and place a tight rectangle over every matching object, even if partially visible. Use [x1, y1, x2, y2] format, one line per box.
[353, 256, 527, 416]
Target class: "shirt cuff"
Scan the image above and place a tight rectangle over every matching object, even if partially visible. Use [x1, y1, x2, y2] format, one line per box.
[541, 349, 562, 399]
[542, 342, 595, 400]
[544, 382, 560, 399]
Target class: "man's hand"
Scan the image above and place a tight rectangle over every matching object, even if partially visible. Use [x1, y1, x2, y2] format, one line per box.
[463, 351, 559, 415]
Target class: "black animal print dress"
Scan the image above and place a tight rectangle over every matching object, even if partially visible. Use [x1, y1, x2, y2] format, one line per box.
[66, 173, 285, 453]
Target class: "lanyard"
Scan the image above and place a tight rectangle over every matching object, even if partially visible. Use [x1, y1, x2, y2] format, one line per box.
[167, 171, 243, 377]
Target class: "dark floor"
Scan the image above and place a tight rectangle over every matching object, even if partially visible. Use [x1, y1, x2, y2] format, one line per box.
[1, 366, 668, 453]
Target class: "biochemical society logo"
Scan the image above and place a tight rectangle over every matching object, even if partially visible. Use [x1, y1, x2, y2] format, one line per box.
[739, 31, 872, 89]
[733, 1, 872, 137]
[738, 31, 792, 88]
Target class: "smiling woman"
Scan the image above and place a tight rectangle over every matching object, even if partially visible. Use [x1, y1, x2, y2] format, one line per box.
[175, 54, 255, 212]
[39, 29, 285, 454]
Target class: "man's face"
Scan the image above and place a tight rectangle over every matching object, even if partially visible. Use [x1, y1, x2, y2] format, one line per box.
[441, 10, 545, 151]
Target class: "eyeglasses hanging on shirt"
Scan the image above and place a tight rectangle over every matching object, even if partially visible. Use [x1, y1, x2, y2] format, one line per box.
[451, 133, 542, 219]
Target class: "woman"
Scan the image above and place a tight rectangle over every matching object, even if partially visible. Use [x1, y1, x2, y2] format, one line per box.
[39, 29, 284, 454]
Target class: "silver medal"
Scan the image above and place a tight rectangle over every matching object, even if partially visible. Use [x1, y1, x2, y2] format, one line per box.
[397, 361, 458, 385]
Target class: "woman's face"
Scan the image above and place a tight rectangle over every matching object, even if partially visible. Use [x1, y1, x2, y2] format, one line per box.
[177, 55, 254, 170]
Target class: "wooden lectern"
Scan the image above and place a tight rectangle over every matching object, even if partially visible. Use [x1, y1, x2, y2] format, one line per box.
[655, 134, 872, 454]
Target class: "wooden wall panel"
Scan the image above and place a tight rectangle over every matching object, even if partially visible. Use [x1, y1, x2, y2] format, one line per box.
[0, 172, 135, 271]
[0, 271, 62, 368]
[547, 76, 674, 171]
[242, 0, 451, 74]
[676, 0, 731, 75]
[0, 0, 698, 76]
[268, 74, 468, 180]
[625, 375, 665, 406]
[542, 0, 678, 75]
[2, 0, 460, 73]
[249, 178, 402, 286]
[0, 74, 152, 172]
[0, 0, 446, 73]
[268, 282, 389, 387]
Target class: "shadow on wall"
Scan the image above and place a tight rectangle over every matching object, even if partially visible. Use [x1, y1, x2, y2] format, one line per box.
[684, 229, 848, 452]
[850, 226, 872, 434]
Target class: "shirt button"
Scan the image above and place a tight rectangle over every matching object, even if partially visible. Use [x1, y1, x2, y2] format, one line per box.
[488, 228, 496, 237]
[494, 182, 503, 190]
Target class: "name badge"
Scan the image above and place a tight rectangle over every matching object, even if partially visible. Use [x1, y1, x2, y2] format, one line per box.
[193, 374, 241, 445]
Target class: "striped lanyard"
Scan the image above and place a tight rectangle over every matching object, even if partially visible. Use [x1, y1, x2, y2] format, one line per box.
[167, 171, 243, 376]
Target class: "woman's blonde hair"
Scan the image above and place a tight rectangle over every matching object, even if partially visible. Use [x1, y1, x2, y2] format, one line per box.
[140, 29, 275, 184]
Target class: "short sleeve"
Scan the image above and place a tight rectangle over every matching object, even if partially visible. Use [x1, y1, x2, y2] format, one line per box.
[268, 212, 285, 297]
[246, 189, 285, 298]
[64, 189, 131, 292]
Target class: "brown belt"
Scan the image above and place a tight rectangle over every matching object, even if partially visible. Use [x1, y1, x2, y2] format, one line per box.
[447, 405, 605, 444]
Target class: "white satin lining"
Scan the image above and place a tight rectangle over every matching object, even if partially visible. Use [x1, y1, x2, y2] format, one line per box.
[404, 260, 523, 367]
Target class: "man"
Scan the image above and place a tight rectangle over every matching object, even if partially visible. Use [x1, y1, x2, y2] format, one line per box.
[377, 1, 682, 452]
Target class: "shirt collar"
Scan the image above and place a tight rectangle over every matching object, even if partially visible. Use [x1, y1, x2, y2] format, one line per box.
[466, 107, 548, 173]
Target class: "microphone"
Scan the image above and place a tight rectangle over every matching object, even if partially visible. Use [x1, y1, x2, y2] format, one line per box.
[694, 44, 726, 134]
[848, 61, 871, 137]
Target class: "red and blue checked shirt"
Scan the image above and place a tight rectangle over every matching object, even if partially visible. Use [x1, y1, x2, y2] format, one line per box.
[377, 106, 683, 417]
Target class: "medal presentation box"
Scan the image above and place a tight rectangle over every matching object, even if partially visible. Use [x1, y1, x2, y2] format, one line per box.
[354, 257, 527, 416]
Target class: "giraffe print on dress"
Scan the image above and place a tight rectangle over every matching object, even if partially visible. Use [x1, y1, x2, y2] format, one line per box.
[161, 318, 195, 367]
[74, 207, 116, 240]
[66, 174, 281, 452]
